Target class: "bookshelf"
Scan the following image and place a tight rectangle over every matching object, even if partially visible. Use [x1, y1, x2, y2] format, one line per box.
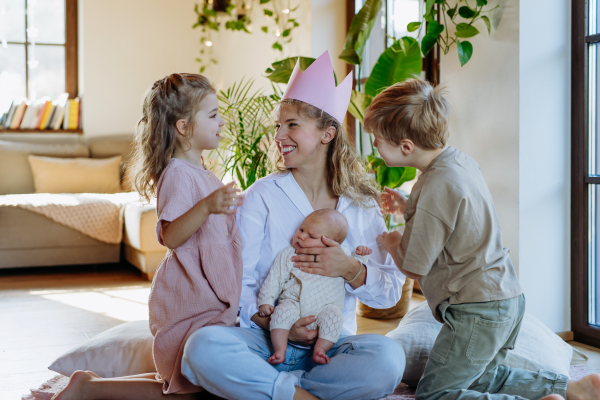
[0, 129, 83, 134]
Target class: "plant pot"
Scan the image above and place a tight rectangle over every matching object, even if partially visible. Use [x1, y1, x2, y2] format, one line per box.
[356, 277, 414, 319]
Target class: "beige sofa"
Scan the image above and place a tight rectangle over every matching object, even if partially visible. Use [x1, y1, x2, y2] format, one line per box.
[0, 136, 166, 279]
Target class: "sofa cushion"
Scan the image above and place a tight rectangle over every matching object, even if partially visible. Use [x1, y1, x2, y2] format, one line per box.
[0, 140, 89, 195]
[89, 138, 134, 190]
[28, 155, 123, 194]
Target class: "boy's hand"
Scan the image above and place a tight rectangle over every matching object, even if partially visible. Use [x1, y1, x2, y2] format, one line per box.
[258, 304, 274, 317]
[202, 182, 245, 215]
[381, 187, 408, 216]
[355, 245, 373, 256]
[377, 231, 402, 255]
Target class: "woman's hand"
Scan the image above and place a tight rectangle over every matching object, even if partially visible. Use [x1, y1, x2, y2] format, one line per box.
[201, 182, 245, 215]
[288, 316, 319, 345]
[381, 187, 407, 216]
[291, 236, 365, 287]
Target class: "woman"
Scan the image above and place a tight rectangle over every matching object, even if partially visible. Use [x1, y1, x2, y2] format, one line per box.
[181, 52, 406, 400]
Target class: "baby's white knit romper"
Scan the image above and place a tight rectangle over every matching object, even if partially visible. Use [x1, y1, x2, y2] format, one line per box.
[257, 245, 368, 343]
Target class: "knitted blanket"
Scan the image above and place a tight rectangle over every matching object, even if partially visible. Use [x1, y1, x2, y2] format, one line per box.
[0, 192, 141, 244]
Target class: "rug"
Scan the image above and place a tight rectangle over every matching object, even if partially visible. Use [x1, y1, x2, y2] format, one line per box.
[22, 365, 590, 400]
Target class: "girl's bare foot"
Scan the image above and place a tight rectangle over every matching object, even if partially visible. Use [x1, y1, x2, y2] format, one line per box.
[312, 350, 329, 365]
[540, 395, 564, 400]
[267, 350, 286, 365]
[567, 374, 600, 400]
[51, 370, 94, 400]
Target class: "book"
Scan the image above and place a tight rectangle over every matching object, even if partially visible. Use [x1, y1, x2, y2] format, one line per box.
[68, 98, 80, 130]
[50, 93, 69, 130]
[3, 100, 15, 128]
[10, 101, 27, 129]
[35, 100, 51, 129]
[62, 100, 70, 130]
[19, 102, 34, 129]
[28, 102, 43, 129]
[39, 101, 55, 130]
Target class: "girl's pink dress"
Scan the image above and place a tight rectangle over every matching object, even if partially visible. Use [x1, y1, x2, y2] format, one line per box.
[149, 158, 243, 394]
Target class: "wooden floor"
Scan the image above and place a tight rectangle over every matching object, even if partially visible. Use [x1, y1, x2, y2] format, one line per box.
[1, 263, 600, 399]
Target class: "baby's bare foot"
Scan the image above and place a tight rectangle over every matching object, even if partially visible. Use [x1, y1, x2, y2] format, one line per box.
[267, 351, 286, 365]
[312, 350, 329, 365]
[567, 374, 600, 400]
[51, 370, 94, 400]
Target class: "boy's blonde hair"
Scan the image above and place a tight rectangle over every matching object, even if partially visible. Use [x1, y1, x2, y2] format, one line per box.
[269, 99, 380, 208]
[130, 73, 215, 202]
[363, 79, 450, 149]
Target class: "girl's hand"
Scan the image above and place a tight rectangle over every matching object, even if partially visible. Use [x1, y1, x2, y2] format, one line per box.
[291, 236, 362, 283]
[381, 187, 408, 216]
[355, 245, 373, 256]
[202, 182, 244, 215]
[258, 304, 274, 317]
[377, 231, 402, 255]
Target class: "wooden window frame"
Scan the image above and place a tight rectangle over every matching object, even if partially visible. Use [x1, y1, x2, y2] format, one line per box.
[6, 0, 78, 99]
[572, 0, 600, 347]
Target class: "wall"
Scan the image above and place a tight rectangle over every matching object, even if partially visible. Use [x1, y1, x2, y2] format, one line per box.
[518, 0, 571, 332]
[441, 0, 572, 332]
[311, 0, 348, 79]
[440, 0, 520, 271]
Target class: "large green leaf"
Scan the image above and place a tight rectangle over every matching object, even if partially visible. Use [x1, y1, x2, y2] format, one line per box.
[364, 37, 422, 97]
[264, 56, 316, 84]
[455, 23, 480, 38]
[338, 0, 383, 65]
[457, 40, 473, 66]
[367, 155, 417, 189]
[348, 90, 374, 123]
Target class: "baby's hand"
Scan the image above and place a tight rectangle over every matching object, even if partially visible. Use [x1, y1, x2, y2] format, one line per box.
[377, 231, 402, 255]
[381, 187, 408, 216]
[259, 304, 274, 317]
[203, 182, 245, 215]
[355, 245, 373, 256]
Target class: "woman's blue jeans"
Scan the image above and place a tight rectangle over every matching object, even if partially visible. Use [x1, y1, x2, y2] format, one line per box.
[181, 326, 405, 400]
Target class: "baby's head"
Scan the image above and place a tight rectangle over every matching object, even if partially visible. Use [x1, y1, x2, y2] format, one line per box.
[292, 209, 348, 250]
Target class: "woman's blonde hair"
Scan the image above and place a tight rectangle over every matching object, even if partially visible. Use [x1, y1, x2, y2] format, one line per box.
[130, 73, 215, 202]
[268, 99, 380, 208]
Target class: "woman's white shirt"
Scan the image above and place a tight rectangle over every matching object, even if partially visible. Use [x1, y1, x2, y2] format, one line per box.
[236, 171, 405, 337]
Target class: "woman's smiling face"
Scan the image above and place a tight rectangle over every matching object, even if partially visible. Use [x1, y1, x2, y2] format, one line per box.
[274, 105, 323, 169]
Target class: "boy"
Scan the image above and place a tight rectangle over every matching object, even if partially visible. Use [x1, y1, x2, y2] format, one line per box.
[365, 79, 599, 400]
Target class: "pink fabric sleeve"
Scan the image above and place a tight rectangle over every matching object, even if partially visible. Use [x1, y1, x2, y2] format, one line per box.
[155, 168, 196, 246]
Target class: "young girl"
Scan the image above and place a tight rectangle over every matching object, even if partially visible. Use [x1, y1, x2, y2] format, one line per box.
[52, 73, 244, 400]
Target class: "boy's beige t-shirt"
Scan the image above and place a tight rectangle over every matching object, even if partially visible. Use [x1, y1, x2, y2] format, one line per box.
[399, 146, 522, 322]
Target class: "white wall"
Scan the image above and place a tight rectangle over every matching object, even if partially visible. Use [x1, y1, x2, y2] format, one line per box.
[440, 0, 520, 272]
[311, 0, 347, 79]
[441, 0, 572, 332]
[80, 0, 201, 138]
[518, 0, 571, 332]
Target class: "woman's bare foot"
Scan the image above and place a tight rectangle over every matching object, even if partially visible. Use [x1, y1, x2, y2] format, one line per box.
[540, 395, 564, 400]
[51, 370, 94, 400]
[85, 371, 101, 378]
[267, 350, 286, 365]
[567, 374, 600, 400]
[312, 350, 329, 365]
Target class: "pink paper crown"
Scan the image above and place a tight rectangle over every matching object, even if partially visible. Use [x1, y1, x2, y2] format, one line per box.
[282, 51, 353, 124]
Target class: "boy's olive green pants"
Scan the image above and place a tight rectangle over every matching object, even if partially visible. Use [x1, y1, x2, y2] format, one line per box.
[416, 294, 568, 400]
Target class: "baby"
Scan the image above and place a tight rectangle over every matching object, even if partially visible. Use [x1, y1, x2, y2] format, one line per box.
[257, 209, 372, 365]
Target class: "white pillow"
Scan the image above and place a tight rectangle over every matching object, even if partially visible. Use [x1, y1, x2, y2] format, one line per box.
[386, 302, 573, 387]
[48, 320, 155, 378]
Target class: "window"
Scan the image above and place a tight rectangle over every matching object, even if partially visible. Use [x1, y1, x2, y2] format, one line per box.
[0, 0, 77, 115]
[572, 0, 600, 346]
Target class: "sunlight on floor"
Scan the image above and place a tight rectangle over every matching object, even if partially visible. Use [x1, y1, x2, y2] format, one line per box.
[30, 286, 151, 322]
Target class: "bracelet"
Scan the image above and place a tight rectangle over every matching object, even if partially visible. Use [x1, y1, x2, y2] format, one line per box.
[345, 261, 364, 284]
